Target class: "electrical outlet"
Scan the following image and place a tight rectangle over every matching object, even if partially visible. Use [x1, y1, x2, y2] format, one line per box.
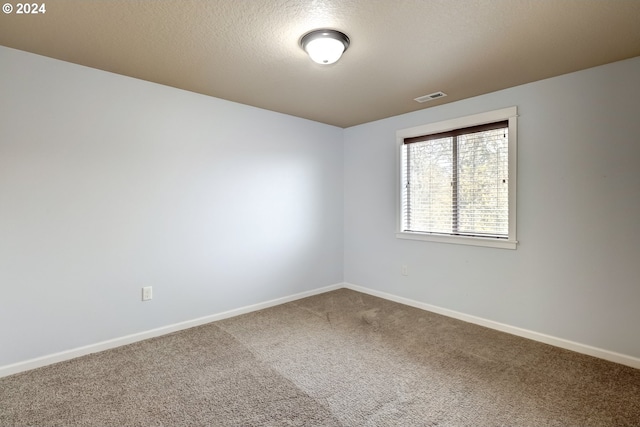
[142, 286, 153, 301]
[401, 265, 408, 276]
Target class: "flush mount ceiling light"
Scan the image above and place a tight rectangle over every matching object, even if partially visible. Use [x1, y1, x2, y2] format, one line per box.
[300, 29, 350, 65]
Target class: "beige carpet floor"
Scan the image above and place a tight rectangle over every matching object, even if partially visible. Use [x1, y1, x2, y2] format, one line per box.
[1, 288, 639, 426]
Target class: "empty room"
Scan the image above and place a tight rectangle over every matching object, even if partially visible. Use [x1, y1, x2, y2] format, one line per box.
[1, 1, 640, 425]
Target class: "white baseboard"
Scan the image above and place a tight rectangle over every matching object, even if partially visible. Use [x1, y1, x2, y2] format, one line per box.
[0, 283, 343, 378]
[3, 281, 638, 378]
[343, 282, 640, 370]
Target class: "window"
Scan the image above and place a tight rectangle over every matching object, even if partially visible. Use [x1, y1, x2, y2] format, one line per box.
[396, 107, 517, 249]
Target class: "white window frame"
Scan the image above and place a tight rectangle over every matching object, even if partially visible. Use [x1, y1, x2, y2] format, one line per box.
[396, 106, 518, 249]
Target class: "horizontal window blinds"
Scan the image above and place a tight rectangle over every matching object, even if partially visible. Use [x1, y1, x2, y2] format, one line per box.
[402, 121, 509, 238]
[403, 121, 508, 144]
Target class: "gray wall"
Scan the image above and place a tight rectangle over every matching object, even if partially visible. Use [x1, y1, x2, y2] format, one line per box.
[2, 45, 639, 368]
[344, 56, 640, 359]
[0, 47, 344, 366]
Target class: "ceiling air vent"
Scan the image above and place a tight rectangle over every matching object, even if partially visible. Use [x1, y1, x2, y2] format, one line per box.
[414, 91, 447, 103]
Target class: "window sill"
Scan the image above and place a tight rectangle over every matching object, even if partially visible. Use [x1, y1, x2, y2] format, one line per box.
[396, 232, 517, 250]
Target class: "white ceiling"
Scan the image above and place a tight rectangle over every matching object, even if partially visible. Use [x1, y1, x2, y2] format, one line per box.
[1, 0, 639, 128]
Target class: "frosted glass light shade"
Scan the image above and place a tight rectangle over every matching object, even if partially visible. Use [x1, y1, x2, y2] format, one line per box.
[305, 37, 345, 64]
[300, 29, 350, 65]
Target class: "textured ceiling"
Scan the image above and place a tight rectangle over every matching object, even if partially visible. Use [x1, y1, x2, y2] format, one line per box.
[1, 0, 640, 128]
